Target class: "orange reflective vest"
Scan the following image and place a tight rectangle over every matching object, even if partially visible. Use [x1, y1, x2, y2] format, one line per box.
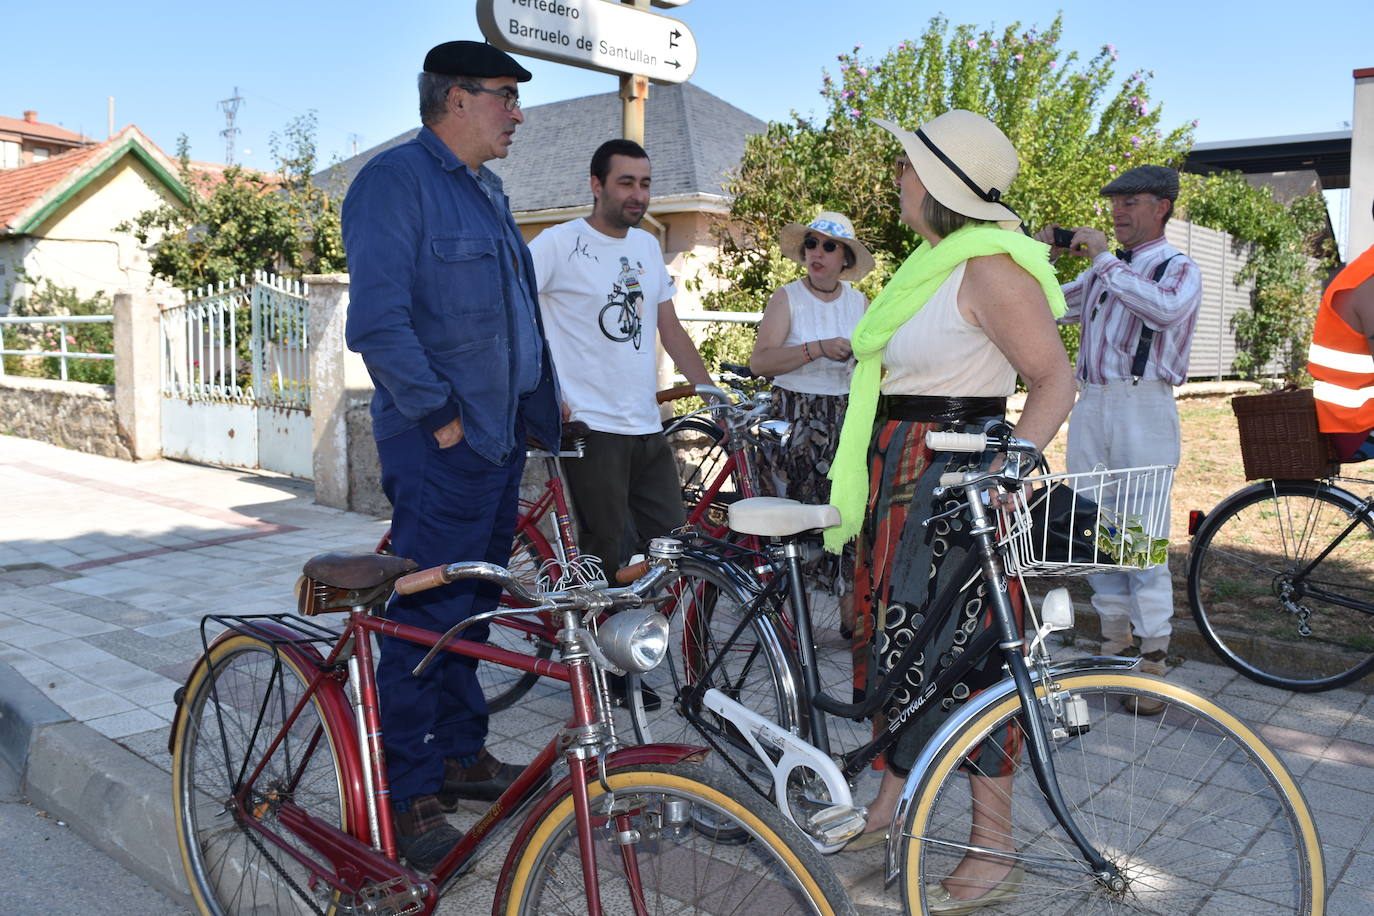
[1308, 244, 1374, 433]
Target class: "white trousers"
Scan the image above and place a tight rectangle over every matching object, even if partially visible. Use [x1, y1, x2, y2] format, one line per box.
[1065, 380, 1179, 640]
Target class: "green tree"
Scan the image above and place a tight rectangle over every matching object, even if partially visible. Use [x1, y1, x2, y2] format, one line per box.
[1179, 173, 1333, 382]
[702, 14, 1195, 328]
[118, 112, 345, 290]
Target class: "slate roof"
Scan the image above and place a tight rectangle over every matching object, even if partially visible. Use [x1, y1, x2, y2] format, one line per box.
[315, 83, 765, 212]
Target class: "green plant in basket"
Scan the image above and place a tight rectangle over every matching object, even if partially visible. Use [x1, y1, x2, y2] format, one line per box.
[1097, 508, 1169, 567]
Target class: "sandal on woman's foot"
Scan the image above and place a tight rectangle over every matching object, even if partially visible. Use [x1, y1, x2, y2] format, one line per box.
[924, 863, 1023, 914]
[841, 828, 887, 851]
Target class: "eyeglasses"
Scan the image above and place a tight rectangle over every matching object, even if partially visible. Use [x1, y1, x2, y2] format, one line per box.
[463, 85, 521, 111]
[893, 155, 911, 186]
[803, 236, 840, 253]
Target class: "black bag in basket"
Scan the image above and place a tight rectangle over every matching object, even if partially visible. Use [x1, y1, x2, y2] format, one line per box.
[1024, 484, 1115, 566]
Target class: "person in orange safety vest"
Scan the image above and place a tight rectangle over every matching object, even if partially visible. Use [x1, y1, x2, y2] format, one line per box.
[1307, 241, 1374, 460]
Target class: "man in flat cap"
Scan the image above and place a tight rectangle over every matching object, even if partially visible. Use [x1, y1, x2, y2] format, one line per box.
[1036, 165, 1202, 714]
[344, 39, 559, 870]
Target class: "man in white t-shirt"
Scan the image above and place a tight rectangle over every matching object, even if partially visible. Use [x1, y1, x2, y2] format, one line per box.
[530, 138, 713, 581]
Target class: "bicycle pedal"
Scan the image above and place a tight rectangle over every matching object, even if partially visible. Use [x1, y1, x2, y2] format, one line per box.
[805, 804, 867, 845]
[349, 876, 428, 916]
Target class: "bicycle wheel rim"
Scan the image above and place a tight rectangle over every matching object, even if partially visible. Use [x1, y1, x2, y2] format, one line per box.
[1189, 482, 1374, 691]
[172, 635, 352, 916]
[902, 672, 1322, 915]
[496, 762, 853, 915]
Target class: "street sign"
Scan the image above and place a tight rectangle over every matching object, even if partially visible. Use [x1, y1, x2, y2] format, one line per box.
[477, 0, 699, 84]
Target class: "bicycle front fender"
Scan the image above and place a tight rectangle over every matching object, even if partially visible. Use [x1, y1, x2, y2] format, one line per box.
[883, 655, 1137, 884]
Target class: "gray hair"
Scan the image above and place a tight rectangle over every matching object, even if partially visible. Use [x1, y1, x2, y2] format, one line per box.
[418, 72, 477, 126]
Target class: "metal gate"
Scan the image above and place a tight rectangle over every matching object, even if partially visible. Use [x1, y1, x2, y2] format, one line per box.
[160, 271, 312, 478]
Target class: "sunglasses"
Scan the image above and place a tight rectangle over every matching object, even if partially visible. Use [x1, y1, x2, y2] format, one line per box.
[893, 155, 911, 186]
[803, 236, 840, 253]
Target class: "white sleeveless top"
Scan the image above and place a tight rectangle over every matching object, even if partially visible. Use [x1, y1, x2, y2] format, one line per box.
[880, 262, 1016, 397]
[771, 279, 868, 396]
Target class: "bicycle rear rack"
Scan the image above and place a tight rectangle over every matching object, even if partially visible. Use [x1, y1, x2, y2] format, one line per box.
[200, 612, 343, 659]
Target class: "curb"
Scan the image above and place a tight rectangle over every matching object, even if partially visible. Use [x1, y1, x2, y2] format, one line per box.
[0, 660, 191, 907]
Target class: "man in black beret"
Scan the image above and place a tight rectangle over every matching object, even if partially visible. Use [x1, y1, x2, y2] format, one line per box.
[1036, 165, 1203, 714]
[343, 40, 559, 871]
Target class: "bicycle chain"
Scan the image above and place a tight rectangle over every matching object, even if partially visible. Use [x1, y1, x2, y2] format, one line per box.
[1296, 606, 1313, 638]
[239, 816, 329, 916]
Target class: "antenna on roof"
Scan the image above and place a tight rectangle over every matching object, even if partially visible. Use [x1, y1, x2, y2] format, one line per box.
[218, 87, 244, 165]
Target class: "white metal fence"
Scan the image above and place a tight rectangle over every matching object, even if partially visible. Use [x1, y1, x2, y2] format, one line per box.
[0, 314, 114, 380]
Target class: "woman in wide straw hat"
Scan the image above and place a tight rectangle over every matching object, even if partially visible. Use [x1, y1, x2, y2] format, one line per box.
[749, 211, 874, 638]
[829, 110, 1074, 912]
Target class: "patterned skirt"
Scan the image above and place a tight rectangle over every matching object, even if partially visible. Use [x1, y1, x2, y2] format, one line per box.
[854, 418, 1024, 776]
[757, 387, 855, 596]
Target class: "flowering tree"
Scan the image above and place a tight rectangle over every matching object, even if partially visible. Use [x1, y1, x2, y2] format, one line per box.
[700, 14, 1195, 320]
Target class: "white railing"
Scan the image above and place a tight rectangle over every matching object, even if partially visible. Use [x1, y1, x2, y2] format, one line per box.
[0, 315, 114, 381]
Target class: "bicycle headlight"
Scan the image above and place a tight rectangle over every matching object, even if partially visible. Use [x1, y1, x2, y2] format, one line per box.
[596, 610, 670, 674]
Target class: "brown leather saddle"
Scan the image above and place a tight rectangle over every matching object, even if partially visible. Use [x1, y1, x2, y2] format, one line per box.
[296, 552, 419, 615]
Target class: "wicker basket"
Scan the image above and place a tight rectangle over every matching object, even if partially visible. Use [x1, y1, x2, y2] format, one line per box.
[1231, 388, 1337, 480]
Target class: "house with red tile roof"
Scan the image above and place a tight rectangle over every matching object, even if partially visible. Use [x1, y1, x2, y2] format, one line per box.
[0, 110, 93, 170]
[0, 125, 191, 313]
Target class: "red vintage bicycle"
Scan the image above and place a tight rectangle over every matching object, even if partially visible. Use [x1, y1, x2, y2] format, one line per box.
[168, 540, 853, 915]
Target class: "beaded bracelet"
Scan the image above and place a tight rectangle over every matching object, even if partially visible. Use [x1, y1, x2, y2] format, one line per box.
[803, 342, 813, 362]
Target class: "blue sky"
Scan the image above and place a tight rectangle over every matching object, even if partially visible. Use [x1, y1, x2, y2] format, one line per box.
[6, 1, 1370, 171]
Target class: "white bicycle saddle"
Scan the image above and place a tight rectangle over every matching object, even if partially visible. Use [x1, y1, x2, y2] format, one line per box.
[727, 497, 841, 537]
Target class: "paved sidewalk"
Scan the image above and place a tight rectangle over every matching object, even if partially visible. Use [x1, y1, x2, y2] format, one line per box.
[2, 432, 1373, 913]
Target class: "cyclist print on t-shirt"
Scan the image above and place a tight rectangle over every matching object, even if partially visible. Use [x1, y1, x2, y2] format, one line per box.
[603, 256, 647, 349]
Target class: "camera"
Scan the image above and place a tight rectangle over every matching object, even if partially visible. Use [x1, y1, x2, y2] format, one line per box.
[1052, 227, 1076, 249]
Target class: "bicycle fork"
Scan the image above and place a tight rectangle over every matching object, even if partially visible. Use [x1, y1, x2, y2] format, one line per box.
[963, 491, 1125, 891]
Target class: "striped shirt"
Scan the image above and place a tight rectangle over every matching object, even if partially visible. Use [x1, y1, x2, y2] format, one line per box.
[1059, 235, 1203, 386]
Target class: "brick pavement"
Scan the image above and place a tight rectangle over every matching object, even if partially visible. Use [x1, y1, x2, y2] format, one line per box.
[2, 432, 1372, 914]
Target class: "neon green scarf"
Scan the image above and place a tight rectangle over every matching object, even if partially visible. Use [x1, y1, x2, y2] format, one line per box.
[823, 225, 1066, 553]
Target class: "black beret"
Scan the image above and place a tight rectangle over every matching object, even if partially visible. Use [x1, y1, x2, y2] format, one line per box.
[423, 40, 532, 82]
[1100, 165, 1180, 200]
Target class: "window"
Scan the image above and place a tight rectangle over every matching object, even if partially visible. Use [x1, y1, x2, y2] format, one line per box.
[0, 140, 19, 169]
[32, 147, 50, 162]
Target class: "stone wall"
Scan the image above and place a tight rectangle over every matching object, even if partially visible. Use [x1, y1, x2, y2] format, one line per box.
[0, 375, 132, 460]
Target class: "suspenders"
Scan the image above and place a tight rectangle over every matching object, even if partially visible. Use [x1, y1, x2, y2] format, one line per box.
[1129, 254, 1179, 384]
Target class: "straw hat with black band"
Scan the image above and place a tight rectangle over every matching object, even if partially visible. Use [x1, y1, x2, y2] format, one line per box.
[873, 110, 1023, 231]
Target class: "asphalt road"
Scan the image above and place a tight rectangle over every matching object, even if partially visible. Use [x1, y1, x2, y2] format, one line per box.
[0, 761, 188, 916]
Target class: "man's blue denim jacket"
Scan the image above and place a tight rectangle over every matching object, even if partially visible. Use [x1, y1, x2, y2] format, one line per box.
[343, 127, 560, 465]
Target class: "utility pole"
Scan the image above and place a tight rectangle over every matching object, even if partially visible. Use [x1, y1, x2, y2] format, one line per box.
[218, 87, 244, 166]
[619, 0, 651, 143]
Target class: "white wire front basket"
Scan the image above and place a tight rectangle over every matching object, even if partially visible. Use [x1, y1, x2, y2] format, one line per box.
[1000, 464, 1176, 577]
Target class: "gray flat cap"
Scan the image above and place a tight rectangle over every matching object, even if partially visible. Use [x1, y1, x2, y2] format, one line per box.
[1100, 165, 1179, 200]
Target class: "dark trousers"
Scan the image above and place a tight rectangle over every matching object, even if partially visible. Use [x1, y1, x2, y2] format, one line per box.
[562, 429, 685, 573]
[375, 423, 524, 806]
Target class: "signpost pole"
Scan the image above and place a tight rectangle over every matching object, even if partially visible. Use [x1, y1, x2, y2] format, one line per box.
[620, 0, 651, 142]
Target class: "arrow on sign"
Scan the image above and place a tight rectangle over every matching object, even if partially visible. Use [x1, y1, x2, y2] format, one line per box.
[669, 28, 680, 48]
[666, 59, 681, 69]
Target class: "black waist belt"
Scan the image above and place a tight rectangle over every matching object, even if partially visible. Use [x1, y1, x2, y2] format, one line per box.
[876, 395, 1007, 424]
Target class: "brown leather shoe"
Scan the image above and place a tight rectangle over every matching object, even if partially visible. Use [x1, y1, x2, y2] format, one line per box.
[436, 748, 522, 808]
[393, 794, 459, 872]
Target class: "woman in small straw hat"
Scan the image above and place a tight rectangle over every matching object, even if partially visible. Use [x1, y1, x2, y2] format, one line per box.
[749, 212, 874, 638]
[825, 110, 1074, 912]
